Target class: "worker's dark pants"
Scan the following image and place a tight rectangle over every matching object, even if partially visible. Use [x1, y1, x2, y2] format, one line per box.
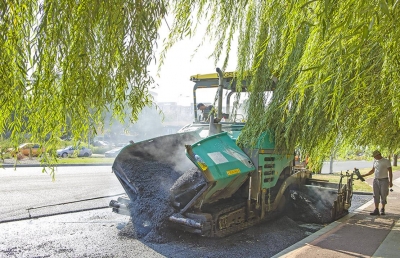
[373, 178, 389, 205]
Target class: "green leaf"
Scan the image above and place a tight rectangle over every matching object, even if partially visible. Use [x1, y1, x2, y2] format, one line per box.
[379, 0, 390, 16]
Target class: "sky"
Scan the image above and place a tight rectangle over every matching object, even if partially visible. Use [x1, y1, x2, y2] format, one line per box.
[150, 20, 238, 106]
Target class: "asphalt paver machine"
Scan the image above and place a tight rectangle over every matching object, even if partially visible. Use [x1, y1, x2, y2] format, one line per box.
[110, 68, 355, 237]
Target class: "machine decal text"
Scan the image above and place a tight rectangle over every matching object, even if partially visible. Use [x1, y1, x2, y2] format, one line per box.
[227, 168, 240, 175]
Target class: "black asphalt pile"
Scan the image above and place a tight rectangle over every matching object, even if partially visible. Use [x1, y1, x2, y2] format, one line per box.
[286, 186, 338, 224]
[170, 167, 205, 193]
[170, 167, 206, 209]
[121, 160, 181, 242]
[114, 133, 202, 243]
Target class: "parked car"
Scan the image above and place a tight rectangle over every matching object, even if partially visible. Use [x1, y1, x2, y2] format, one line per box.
[93, 140, 110, 147]
[11, 143, 45, 157]
[57, 146, 92, 158]
[104, 146, 124, 157]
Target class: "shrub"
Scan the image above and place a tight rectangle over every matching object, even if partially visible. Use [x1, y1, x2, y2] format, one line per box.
[92, 146, 112, 154]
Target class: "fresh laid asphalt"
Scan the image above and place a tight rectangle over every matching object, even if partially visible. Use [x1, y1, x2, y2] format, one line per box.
[0, 165, 124, 223]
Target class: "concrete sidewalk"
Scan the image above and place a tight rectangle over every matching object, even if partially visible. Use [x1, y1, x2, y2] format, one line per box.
[274, 172, 400, 258]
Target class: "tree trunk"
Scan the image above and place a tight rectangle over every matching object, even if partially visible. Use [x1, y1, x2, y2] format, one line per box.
[394, 154, 398, 167]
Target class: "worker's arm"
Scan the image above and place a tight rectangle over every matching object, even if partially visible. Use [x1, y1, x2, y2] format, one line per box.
[361, 167, 375, 177]
[389, 167, 393, 188]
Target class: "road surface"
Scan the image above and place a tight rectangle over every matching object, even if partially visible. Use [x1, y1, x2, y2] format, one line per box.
[320, 160, 373, 174]
[0, 164, 372, 257]
[0, 165, 124, 223]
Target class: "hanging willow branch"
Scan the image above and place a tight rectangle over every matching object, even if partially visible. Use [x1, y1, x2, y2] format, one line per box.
[0, 0, 167, 152]
[1, 0, 400, 172]
[162, 0, 400, 171]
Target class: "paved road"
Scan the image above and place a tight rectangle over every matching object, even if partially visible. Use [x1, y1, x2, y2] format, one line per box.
[0, 164, 373, 258]
[0, 165, 317, 257]
[320, 160, 373, 174]
[0, 165, 125, 222]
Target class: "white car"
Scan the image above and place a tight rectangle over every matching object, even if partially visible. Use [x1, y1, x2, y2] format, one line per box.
[104, 147, 124, 157]
[57, 146, 92, 158]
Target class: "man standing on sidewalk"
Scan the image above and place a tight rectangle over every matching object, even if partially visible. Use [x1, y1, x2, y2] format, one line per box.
[361, 150, 393, 215]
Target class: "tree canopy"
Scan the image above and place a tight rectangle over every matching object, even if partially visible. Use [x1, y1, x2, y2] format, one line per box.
[1, 1, 165, 149]
[161, 0, 400, 169]
[1, 0, 399, 170]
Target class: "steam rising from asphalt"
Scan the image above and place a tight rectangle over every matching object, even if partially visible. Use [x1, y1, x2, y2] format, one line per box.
[102, 105, 193, 145]
[287, 186, 339, 224]
[114, 133, 201, 242]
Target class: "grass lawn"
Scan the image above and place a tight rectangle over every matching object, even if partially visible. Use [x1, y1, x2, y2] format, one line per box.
[53, 157, 115, 164]
[0, 155, 116, 166]
[311, 166, 399, 192]
[34, 155, 115, 165]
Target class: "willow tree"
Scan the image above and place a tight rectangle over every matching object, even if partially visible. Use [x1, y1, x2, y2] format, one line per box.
[1, 1, 166, 154]
[1, 1, 400, 171]
[164, 0, 400, 170]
